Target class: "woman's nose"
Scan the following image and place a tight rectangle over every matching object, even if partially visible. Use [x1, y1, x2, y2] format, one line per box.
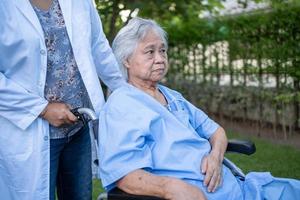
[154, 51, 165, 63]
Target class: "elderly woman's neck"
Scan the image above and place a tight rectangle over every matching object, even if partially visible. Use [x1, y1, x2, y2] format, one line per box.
[128, 79, 158, 93]
[128, 79, 167, 106]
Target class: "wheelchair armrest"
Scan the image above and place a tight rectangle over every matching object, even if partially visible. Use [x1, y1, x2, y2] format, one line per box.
[226, 139, 256, 155]
[107, 188, 163, 200]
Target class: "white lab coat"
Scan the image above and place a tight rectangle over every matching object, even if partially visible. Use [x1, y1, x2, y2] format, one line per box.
[0, 0, 124, 199]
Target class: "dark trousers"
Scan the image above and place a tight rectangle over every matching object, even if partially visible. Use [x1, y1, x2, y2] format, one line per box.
[50, 125, 92, 200]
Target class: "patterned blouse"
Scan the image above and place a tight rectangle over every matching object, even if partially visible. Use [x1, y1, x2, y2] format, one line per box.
[32, 0, 92, 139]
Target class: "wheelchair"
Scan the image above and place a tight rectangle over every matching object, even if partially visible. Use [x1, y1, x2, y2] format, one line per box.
[72, 108, 256, 200]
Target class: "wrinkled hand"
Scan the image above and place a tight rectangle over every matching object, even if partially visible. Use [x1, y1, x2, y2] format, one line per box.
[40, 102, 77, 127]
[164, 178, 207, 200]
[201, 153, 223, 193]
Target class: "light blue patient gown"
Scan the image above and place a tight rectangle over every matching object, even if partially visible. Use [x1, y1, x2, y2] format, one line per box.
[99, 83, 300, 200]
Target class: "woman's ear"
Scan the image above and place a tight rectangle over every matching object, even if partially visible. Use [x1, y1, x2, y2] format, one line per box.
[123, 59, 130, 69]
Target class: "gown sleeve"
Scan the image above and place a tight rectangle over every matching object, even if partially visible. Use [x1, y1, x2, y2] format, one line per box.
[98, 104, 154, 191]
[182, 95, 220, 139]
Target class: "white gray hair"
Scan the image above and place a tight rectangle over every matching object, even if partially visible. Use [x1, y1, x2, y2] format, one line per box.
[112, 17, 168, 80]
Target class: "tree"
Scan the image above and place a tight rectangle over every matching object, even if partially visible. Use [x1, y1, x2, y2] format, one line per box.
[95, 0, 224, 43]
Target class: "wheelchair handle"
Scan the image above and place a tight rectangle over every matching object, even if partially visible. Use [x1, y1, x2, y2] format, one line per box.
[71, 107, 100, 166]
[71, 107, 97, 121]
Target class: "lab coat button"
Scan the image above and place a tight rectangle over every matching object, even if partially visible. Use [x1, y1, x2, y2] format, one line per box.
[44, 136, 48, 141]
[40, 49, 46, 55]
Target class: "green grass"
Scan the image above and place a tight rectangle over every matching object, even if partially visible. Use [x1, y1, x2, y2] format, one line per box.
[92, 179, 104, 200]
[92, 131, 300, 199]
[226, 131, 300, 179]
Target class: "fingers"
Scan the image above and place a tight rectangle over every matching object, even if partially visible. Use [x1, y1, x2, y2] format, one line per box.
[213, 173, 222, 192]
[207, 169, 221, 192]
[61, 106, 78, 124]
[65, 105, 78, 122]
[201, 156, 208, 174]
[208, 171, 217, 192]
[203, 165, 213, 188]
[42, 102, 78, 127]
[201, 154, 222, 193]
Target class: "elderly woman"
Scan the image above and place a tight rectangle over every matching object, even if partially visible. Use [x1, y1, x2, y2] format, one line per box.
[99, 17, 300, 200]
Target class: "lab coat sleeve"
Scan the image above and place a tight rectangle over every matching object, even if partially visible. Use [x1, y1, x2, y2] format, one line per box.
[89, 1, 125, 91]
[99, 108, 153, 191]
[0, 4, 48, 130]
[0, 73, 48, 130]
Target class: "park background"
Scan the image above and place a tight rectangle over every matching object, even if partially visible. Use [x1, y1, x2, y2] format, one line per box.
[92, 0, 300, 198]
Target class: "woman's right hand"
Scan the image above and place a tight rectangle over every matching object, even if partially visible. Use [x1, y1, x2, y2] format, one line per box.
[164, 178, 207, 200]
[39, 102, 78, 127]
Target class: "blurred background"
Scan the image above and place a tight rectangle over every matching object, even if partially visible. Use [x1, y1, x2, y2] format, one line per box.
[95, 0, 300, 147]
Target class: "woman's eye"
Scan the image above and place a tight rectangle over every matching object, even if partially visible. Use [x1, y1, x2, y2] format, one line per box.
[146, 50, 154, 54]
[160, 49, 167, 56]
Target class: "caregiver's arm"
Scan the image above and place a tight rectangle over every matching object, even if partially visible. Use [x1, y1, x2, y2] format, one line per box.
[117, 169, 207, 200]
[201, 127, 227, 192]
[89, 0, 125, 91]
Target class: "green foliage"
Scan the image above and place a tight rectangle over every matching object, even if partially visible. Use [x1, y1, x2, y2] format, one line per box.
[95, 0, 300, 128]
[95, 0, 300, 76]
[95, 0, 224, 42]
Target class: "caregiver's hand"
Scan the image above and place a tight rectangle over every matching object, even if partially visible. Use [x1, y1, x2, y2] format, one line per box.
[40, 102, 77, 127]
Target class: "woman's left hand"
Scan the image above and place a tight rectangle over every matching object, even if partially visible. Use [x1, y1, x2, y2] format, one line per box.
[201, 152, 223, 193]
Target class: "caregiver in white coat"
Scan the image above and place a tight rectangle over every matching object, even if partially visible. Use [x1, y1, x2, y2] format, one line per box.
[0, 0, 125, 199]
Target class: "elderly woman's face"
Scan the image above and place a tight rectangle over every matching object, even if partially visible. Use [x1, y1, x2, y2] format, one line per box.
[125, 30, 168, 84]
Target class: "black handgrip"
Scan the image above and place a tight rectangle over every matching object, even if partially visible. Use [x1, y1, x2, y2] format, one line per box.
[70, 108, 87, 125]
